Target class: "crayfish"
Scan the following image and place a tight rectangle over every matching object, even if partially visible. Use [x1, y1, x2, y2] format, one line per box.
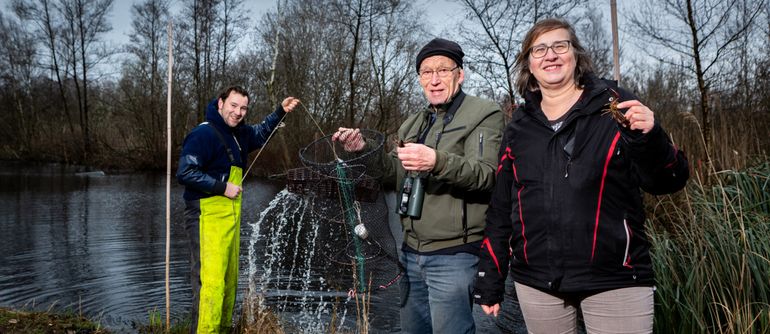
[603, 88, 630, 127]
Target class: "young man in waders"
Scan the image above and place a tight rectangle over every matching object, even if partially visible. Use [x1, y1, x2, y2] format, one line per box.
[177, 85, 299, 333]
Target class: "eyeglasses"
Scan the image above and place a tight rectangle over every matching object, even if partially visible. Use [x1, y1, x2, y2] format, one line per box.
[529, 40, 571, 58]
[418, 66, 459, 80]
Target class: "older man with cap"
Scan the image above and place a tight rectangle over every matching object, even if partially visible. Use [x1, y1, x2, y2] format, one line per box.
[333, 38, 504, 333]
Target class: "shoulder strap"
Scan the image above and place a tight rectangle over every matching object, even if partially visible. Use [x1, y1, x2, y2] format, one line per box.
[204, 123, 236, 164]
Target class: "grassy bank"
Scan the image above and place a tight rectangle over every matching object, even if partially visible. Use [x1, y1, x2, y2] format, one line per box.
[648, 162, 770, 333]
[0, 307, 109, 333]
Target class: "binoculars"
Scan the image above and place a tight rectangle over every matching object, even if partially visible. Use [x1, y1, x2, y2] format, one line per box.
[397, 173, 426, 219]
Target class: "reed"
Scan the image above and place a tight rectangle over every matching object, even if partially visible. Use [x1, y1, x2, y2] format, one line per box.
[236, 290, 285, 334]
[137, 308, 190, 333]
[648, 162, 770, 333]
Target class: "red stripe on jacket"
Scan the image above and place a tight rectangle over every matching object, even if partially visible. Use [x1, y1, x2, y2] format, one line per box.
[497, 147, 514, 175]
[511, 158, 528, 264]
[591, 131, 621, 262]
[482, 238, 502, 275]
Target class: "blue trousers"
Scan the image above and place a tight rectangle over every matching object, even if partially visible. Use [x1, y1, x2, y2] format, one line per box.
[399, 251, 478, 334]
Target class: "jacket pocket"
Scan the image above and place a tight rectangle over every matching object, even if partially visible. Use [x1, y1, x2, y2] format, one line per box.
[590, 214, 634, 272]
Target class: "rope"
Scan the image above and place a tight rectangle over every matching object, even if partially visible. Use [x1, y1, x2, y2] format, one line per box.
[242, 112, 288, 181]
[242, 100, 331, 181]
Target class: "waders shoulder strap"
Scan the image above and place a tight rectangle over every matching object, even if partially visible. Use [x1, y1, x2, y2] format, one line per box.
[204, 123, 237, 164]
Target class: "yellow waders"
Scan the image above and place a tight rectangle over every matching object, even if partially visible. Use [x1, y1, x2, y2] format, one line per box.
[196, 165, 242, 333]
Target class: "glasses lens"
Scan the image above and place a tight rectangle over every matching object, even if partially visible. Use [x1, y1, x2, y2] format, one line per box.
[420, 67, 456, 79]
[531, 41, 570, 58]
[553, 41, 569, 54]
[531, 46, 546, 58]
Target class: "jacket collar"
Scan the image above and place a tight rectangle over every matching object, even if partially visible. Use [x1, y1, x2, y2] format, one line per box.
[425, 89, 466, 126]
[516, 74, 616, 123]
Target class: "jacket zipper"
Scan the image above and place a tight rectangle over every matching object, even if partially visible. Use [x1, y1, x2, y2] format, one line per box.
[564, 158, 571, 178]
[623, 218, 632, 268]
[479, 132, 484, 156]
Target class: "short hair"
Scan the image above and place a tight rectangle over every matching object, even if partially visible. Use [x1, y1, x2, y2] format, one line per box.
[514, 18, 595, 97]
[218, 85, 250, 104]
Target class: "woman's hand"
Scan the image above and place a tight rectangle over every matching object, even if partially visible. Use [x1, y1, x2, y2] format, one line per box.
[481, 304, 500, 317]
[617, 100, 655, 134]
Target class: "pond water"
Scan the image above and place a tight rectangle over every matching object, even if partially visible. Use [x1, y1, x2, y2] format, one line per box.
[0, 161, 523, 333]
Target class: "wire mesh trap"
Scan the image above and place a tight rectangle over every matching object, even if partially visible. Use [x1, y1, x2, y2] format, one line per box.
[286, 167, 380, 202]
[286, 129, 402, 292]
[298, 129, 384, 180]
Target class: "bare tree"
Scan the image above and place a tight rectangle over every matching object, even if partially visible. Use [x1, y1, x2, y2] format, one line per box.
[227, 0, 425, 174]
[115, 0, 171, 165]
[58, 0, 114, 162]
[218, 0, 247, 79]
[175, 0, 247, 127]
[329, 0, 384, 126]
[11, 0, 113, 162]
[455, 0, 582, 114]
[366, 1, 424, 134]
[176, 0, 219, 126]
[577, 2, 613, 79]
[11, 0, 76, 141]
[0, 13, 38, 153]
[627, 0, 766, 159]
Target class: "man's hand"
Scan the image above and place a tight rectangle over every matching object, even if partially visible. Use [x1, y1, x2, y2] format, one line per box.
[282, 97, 300, 113]
[223, 182, 242, 199]
[331, 127, 366, 152]
[397, 143, 436, 172]
[617, 100, 655, 134]
[481, 304, 500, 317]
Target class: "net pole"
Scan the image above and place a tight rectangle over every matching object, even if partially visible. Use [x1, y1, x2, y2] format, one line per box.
[164, 21, 174, 332]
[610, 0, 621, 84]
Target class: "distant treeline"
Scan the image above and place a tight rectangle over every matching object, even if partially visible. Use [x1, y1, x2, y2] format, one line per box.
[0, 0, 767, 175]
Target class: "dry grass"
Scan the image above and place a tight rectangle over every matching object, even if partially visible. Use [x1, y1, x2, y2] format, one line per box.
[0, 307, 109, 334]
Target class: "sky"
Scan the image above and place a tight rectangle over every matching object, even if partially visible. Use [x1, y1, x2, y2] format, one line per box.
[0, 0, 631, 76]
[0, 0, 535, 46]
[97, 0, 466, 45]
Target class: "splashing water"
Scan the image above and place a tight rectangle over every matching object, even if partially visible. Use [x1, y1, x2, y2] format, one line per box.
[246, 189, 355, 332]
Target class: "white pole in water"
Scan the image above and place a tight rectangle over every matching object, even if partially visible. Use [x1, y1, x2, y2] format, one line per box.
[610, 0, 621, 84]
[165, 21, 174, 331]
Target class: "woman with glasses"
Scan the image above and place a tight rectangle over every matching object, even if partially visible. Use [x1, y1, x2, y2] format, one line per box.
[473, 18, 689, 333]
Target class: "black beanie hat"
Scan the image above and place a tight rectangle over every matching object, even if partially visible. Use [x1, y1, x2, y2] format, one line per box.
[415, 38, 464, 73]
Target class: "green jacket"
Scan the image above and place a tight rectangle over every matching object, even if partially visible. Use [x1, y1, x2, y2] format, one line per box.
[376, 91, 504, 252]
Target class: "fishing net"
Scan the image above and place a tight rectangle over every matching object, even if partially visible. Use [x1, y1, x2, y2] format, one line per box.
[287, 129, 402, 292]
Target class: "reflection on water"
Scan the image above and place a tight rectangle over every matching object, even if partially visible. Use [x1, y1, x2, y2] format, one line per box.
[0, 161, 280, 330]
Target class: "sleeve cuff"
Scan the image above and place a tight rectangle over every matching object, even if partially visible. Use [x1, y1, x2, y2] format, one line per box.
[274, 104, 287, 117]
[212, 180, 227, 195]
[432, 149, 447, 174]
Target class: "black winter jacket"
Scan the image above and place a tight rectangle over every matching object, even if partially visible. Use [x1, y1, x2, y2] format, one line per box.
[473, 76, 689, 306]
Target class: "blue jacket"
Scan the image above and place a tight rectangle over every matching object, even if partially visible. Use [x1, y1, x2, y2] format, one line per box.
[177, 98, 286, 201]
